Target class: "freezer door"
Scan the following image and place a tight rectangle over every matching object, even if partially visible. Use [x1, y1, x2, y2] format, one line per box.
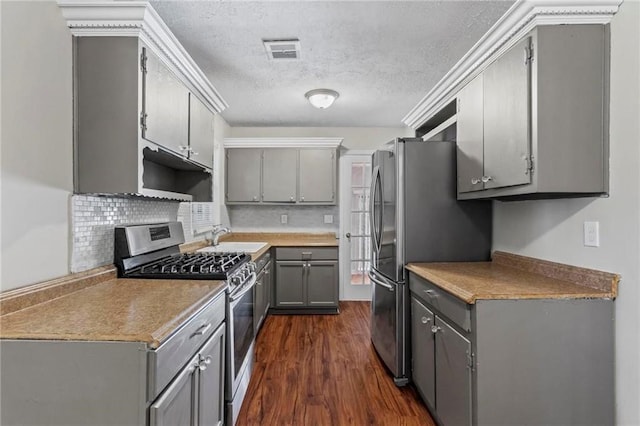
[369, 268, 408, 385]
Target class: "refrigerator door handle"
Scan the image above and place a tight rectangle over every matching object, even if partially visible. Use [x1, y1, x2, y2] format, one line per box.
[370, 166, 382, 252]
[368, 270, 395, 292]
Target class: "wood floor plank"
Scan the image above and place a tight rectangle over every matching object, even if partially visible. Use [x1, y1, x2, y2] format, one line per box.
[236, 301, 436, 425]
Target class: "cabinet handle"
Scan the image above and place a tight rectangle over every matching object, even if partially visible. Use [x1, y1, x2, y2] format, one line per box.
[290, 196, 295, 202]
[191, 323, 211, 338]
[431, 325, 442, 334]
[421, 317, 431, 324]
[301, 196, 305, 202]
[198, 356, 212, 371]
[179, 145, 189, 152]
[424, 289, 437, 298]
[481, 175, 493, 183]
[253, 196, 258, 202]
[471, 178, 481, 185]
[191, 150, 199, 156]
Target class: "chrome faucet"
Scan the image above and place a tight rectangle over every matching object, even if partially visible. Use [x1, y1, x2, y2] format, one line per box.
[211, 226, 231, 246]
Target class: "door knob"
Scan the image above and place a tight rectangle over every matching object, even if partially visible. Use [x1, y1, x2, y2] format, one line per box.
[346, 232, 351, 240]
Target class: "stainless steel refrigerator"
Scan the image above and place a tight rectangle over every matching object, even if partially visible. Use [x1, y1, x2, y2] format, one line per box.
[369, 138, 492, 386]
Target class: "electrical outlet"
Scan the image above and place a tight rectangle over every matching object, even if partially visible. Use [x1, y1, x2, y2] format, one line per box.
[280, 214, 288, 224]
[584, 221, 600, 247]
[323, 214, 333, 224]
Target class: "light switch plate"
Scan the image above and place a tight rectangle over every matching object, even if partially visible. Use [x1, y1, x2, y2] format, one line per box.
[323, 214, 334, 224]
[280, 214, 288, 224]
[584, 221, 600, 247]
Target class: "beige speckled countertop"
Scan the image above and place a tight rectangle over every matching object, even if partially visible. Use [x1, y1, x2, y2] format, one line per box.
[406, 251, 619, 304]
[0, 273, 226, 348]
[0, 233, 336, 346]
[219, 232, 338, 259]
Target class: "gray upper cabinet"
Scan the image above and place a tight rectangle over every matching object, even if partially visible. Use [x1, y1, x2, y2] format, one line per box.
[224, 141, 341, 205]
[73, 37, 218, 201]
[263, 149, 298, 202]
[226, 149, 262, 203]
[456, 25, 608, 200]
[188, 94, 215, 170]
[482, 36, 531, 191]
[456, 74, 485, 194]
[299, 149, 336, 203]
[143, 48, 190, 158]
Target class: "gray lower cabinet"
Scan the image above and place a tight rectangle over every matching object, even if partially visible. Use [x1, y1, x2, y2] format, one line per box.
[273, 247, 339, 313]
[254, 252, 272, 334]
[149, 323, 226, 426]
[409, 271, 614, 426]
[0, 293, 226, 426]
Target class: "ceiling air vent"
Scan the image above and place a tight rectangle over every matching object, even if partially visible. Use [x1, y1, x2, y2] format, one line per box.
[263, 39, 301, 61]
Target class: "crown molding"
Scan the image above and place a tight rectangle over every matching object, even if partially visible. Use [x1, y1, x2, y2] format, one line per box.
[57, 1, 228, 114]
[223, 138, 344, 149]
[402, 0, 622, 129]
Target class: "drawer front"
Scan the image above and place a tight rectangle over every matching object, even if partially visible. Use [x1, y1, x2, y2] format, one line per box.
[409, 272, 471, 332]
[149, 291, 226, 399]
[276, 247, 338, 261]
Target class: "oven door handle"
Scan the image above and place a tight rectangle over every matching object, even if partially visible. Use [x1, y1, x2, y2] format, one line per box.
[229, 272, 257, 303]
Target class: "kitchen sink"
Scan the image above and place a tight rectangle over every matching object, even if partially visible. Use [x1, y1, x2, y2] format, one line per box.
[198, 242, 268, 254]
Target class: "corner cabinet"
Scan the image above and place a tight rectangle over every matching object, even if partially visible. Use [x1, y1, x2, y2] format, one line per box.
[224, 138, 342, 205]
[456, 25, 608, 200]
[61, 1, 227, 201]
[272, 247, 339, 314]
[408, 271, 614, 426]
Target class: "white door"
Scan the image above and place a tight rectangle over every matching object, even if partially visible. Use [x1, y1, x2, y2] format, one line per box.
[339, 153, 373, 301]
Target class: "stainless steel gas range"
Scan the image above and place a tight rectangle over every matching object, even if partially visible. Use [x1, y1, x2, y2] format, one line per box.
[114, 222, 256, 426]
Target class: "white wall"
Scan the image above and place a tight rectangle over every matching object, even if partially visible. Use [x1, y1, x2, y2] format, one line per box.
[1, 1, 73, 291]
[229, 126, 414, 151]
[492, 2, 640, 424]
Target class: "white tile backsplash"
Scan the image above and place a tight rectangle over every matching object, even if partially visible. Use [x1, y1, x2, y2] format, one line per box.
[228, 205, 339, 233]
[70, 195, 180, 272]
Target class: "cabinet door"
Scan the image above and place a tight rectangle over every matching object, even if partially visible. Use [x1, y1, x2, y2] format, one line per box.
[457, 74, 485, 193]
[149, 353, 197, 426]
[143, 47, 189, 156]
[411, 297, 435, 409]
[483, 36, 532, 190]
[189, 94, 215, 169]
[275, 261, 305, 307]
[226, 149, 262, 203]
[306, 261, 338, 307]
[264, 262, 272, 311]
[263, 149, 297, 202]
[299, 149, 336, 203]
[198, 324, 226, 426]
[435, 317, 472, 426]
[254, 269, 266, 333]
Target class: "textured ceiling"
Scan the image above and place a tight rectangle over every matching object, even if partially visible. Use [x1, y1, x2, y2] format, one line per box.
[150, 1, 514, 127]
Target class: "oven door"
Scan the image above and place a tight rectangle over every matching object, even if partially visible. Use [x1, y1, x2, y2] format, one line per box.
[226, 273, 256, 398]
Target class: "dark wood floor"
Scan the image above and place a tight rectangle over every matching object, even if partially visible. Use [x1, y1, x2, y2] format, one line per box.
[236, 301, 436, 425]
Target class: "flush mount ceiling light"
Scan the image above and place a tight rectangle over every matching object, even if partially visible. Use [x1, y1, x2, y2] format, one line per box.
[305, 89, 339, 109]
